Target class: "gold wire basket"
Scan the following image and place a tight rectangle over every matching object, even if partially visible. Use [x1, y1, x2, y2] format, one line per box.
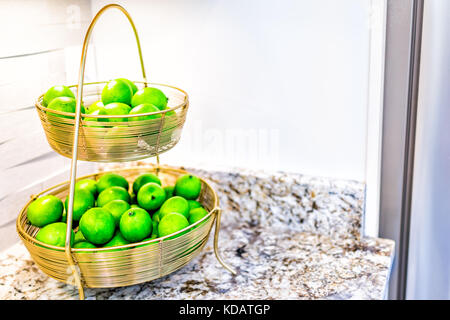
[36, 81, 189, 162]
[34, 2, 189, 163]
[16, 165, 233, 291]
[16, 4, 235, 300]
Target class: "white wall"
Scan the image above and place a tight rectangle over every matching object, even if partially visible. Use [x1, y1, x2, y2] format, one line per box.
[0, 0, 383, 252]
[90, 0, 372, 182]
[406, 0, 450, 300]
[0, 0, 97, 250]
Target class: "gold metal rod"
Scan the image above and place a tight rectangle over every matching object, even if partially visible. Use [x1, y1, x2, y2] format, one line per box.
[213, 208, 237, 275]
[65, 3, 149, 300]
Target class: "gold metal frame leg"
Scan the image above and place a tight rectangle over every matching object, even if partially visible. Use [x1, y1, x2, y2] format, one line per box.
[213, 208, 237, 275]
[64, 3, 146, 301]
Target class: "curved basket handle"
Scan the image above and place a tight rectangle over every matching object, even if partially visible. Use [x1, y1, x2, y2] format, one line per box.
[65, 4, 148, 300]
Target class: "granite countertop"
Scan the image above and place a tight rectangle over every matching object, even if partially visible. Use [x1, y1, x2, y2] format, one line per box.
[0, 165, 395, 300]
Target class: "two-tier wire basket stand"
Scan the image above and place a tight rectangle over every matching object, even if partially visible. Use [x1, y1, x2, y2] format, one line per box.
[16, 4, 235, 300]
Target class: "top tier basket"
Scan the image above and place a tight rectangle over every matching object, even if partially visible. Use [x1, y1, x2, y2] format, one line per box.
[35, 6, 189, 163]
[17, 4, 235, 300]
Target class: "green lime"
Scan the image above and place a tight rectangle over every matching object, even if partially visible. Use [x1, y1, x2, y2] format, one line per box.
[174, 174, 202, 200]
[132, 173, 162, 194]
[64, 189, 95, 221]
[75, 179, 98, 197]
[189, 207, 209, 225]
[35, 222, 75, 247]
[47, 96, 86, 119]
[129, 103, 161, 121]
[187, 200, 203, 210]
[43, 85, 75, 107]
[83, 108, 108, 123]
[73, 241, 97, 249]
[117, 78, 138, 95]
[27, 195, 64, 227]
[162, 107, 177, 130]
[119, 207, 152, 242]
[102, 79, 133, 106]
[131, 87, 168, 110]
[158, 212, 189, 239]
[97, 173, 129, 193]
[152, 209, 161, 223]
[159, 196, 190, 219]
[137, 182, 166, 211]
[87, 100, 104, 114]
[163, 186, 175, 200]
[97, 186, 130, 207]
[74, 230, 86, 244]
[103, 199, 131, 227]
[103, 102, 132, 122]
[79, 207, 116, 245]
[103, 230, 130, 248]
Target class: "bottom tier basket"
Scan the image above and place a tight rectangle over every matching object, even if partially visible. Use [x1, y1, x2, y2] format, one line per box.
[16, 165, 223, 289]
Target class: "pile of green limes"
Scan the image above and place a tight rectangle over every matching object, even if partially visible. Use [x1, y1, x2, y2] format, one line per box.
[28, 172, 209, 249]
[43, 78, 175, 123]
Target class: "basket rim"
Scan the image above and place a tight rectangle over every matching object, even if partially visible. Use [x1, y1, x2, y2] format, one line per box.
[35, 81, 189, 119]
[16, 164, 219, 253]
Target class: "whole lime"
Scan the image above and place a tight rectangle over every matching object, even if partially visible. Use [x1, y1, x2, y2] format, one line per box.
[103, 199, 131, 227]
[103, 102, 132, 122]
[162, 107, 177, 130]
[87, 100, 104, 114]
[97, 173, 129, 193]
[73, 241, 97, 249]
[35, 222, 75, 247]
[47, 96, 86, 119]
[103, 230, 130, 248]
[75, 179, 98, 197]
[129, 103, 161, 121]
[159, 196, 190, 219]
[119, 207, 152, 242]
[117, 78, 138, 95]
[131, 87, 168, 110]
[187, 200, 203, 210]
[163, 186, 175, 200]
[158, 212, 189, 239]
[27, 195, 64, 227]
[189, 207, 209, 225]
[64, 189, 95, 221]
[132, 173, 162, 194]
[79, 207, 116, 245]
[97, 186, 130, 207]
[83, 108, 108, 123]
[174, 174, 202, 200]
[137, 182, 166, 211]
[101, 79, 133, 106]
[43, 85, 75, 107]
[74, 230, 86, 244]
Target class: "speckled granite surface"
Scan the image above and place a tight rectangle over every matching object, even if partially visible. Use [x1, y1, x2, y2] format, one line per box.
[0, 166, 395, 300]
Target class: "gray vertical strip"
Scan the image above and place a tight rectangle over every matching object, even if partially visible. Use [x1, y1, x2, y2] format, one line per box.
[380, 0, 423, 300]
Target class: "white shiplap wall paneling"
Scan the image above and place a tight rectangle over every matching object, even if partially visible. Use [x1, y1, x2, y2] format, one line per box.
[0, 0, 97, 252]
[90, 0, 371, 181]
